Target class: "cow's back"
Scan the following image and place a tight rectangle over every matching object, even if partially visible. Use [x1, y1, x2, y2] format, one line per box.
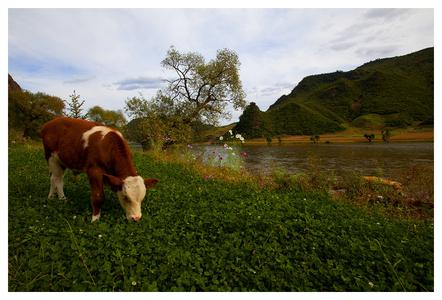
[41, 117, 99, 170]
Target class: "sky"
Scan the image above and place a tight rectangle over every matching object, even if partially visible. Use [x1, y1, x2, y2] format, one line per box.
[8, 8, 434, 124]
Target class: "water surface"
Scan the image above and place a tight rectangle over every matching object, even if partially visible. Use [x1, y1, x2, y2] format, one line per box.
[194, 143, 433, 177]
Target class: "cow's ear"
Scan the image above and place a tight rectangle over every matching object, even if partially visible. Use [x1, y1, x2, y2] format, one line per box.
[103, 174, 124, 191]
[144, 178, 159, 189]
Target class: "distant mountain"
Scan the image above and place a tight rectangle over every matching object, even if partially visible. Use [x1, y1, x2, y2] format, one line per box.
[235, 47, 434, 138]
[8, 74, 22, 91]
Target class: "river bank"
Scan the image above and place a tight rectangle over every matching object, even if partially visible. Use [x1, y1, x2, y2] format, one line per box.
[240, 127, 434, 145]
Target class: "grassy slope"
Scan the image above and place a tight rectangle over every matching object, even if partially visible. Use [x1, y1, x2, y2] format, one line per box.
[236, 48, 433, 138]
[272, 47, 433, 120]
[8, 145, 433, 291]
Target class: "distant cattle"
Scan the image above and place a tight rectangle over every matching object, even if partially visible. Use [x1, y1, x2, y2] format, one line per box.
[41, 117, 158, 222]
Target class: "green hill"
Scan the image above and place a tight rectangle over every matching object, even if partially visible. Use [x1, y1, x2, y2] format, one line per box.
[236, 47, 434, 138]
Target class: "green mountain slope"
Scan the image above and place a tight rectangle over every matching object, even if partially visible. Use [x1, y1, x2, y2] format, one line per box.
[236, 47, 434, 138]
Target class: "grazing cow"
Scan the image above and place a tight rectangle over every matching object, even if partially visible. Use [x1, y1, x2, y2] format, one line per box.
[41, 117, 158, 222]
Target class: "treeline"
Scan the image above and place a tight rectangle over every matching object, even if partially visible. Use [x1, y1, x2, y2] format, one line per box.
[235, 102, 343, 139]
[9, 45, 247, 150]
[8, 74, 126, 140]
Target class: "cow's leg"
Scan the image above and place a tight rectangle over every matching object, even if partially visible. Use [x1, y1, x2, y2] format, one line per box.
[87, 167, 105, 222]
[48, 154, 66, 200]
[48, 177, 56, 199]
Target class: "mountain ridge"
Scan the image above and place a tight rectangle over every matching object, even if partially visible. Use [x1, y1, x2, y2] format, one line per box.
[235, 47, 434, 138]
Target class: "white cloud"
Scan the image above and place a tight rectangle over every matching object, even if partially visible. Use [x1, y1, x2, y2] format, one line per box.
[8, 8, 434, 124]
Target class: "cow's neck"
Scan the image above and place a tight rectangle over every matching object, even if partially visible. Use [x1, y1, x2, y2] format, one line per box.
[111, 156, 137, 179]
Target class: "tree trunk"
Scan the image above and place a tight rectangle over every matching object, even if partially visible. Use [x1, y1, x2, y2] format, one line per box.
[22, 126, 31, 138]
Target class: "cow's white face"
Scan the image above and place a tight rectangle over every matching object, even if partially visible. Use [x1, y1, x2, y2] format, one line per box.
[116, 176, 146, 221]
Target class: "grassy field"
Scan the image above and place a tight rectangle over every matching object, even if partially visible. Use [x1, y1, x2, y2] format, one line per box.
[8, 144, 433, 291]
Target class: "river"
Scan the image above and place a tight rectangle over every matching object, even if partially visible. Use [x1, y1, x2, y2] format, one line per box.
[193, 142, 434, 177]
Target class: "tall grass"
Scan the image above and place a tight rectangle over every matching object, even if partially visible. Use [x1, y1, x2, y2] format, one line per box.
[149, 145, 433, 221]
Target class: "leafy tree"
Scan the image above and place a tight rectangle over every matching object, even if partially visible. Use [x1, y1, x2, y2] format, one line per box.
[234, 102, 272, 138]
[161, 46, 246, 125]
[125, 46, 247, 148]
[310, 135, 320, 144]
[9, 90, 64, 138]
[65, 90, 86, 119]
[88, 106, 127, 129]
[381, 129, 391, 143]
[124, 95, 192, 150]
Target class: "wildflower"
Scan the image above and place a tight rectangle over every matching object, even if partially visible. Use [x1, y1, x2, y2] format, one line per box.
[240, 151, 248, 158]
[132, 281, 137, 286]
[219, 136, 223, 141]
[235, 134, 241, 139]
[303, 198, 307, 201]
[73, 215, 77, 219]
[224, 143, 228, 149]
[98, 234, 102, 238]
[232, 153, 236, 156]
[187, 144, 193, 149]
[368, 281, 374, 288]
[377, 195, 384, 200]
[203, 175, 212, 181]
[229, 129, 233, 135]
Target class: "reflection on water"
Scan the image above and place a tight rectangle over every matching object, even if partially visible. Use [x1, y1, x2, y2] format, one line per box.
[193, 143, 434, 177]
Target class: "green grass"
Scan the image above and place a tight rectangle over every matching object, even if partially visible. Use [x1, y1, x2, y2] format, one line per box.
[351, 114, 386, 129]
[8, 144, 433, 291]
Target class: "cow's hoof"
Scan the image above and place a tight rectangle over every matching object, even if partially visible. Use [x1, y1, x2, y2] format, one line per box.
[91, 213, 101, 223]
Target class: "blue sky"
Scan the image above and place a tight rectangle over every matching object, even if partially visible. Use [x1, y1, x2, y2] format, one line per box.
[8, 8, 434, 124]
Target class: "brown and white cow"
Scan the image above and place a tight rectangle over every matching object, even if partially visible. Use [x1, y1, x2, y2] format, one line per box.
[41, 117, 158, 222]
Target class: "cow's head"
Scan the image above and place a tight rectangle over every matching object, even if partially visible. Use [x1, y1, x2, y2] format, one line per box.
[104, 174, 159, 221]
